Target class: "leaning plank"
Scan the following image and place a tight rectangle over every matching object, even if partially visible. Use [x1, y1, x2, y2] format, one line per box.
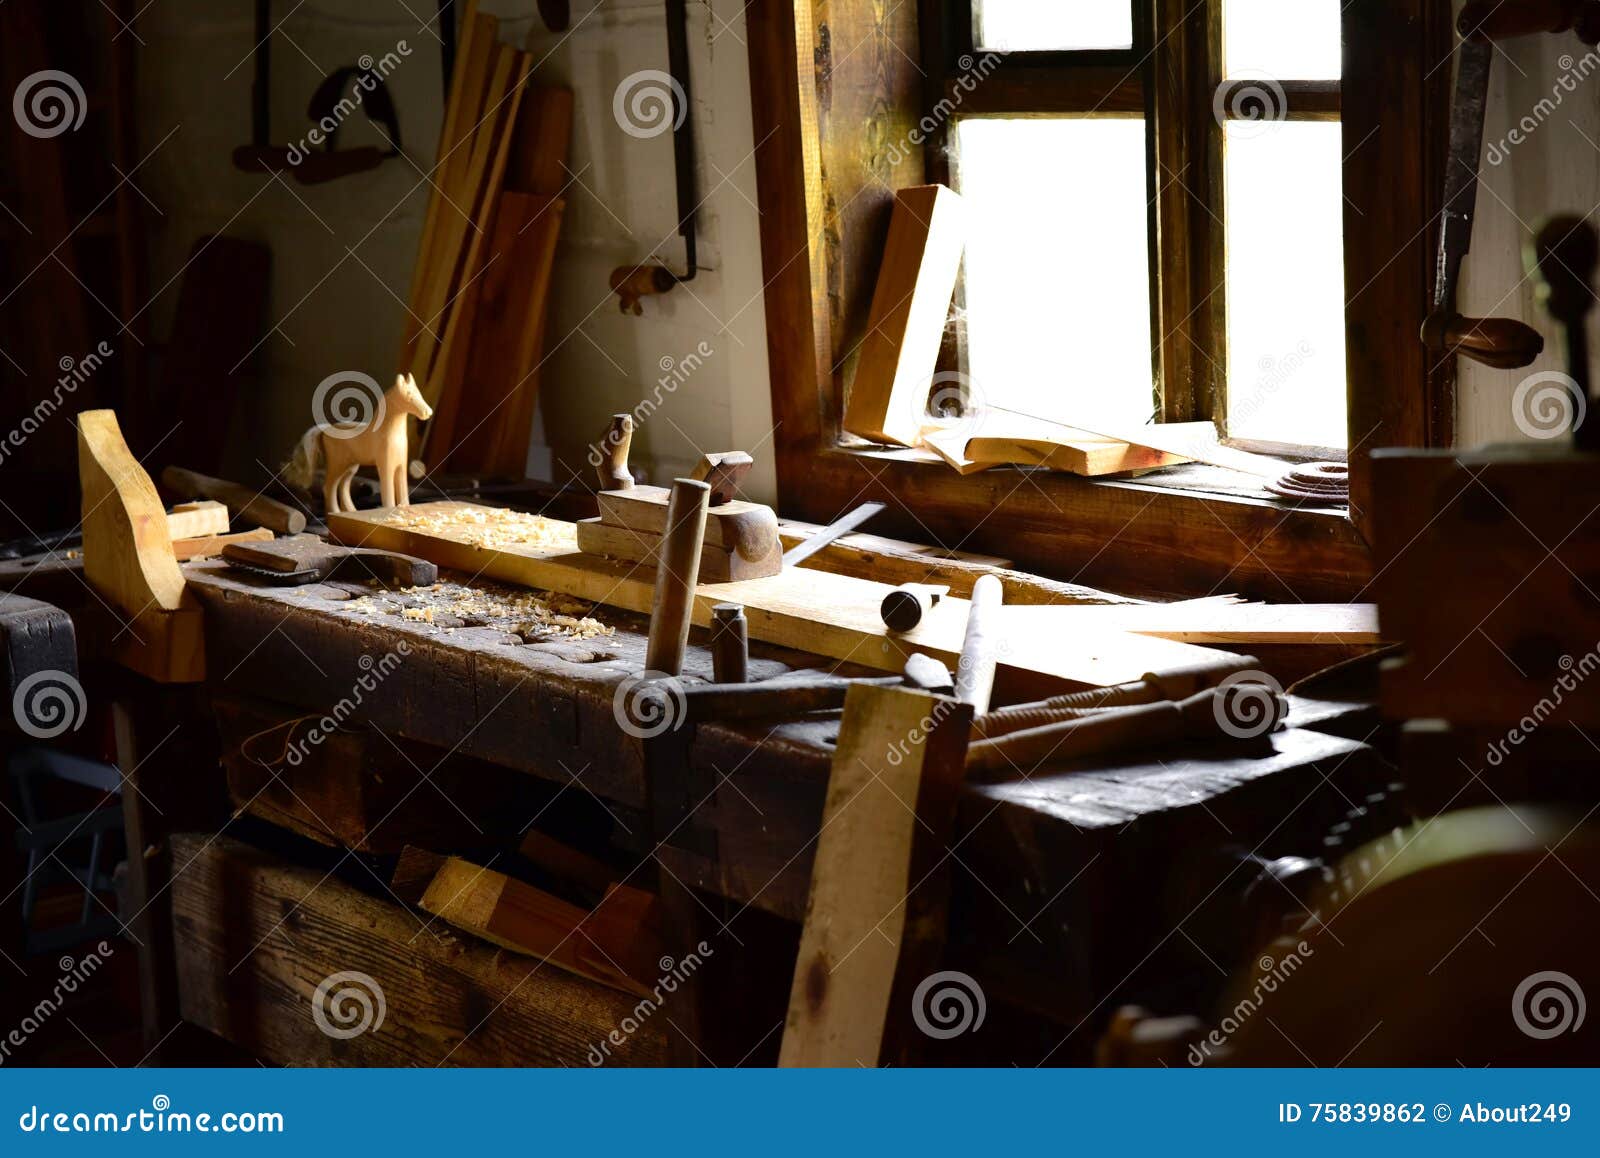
[417, 855, 664, 998]
[841, 185, 967, 446]
[328, 502, 1243, 688]
[779, 684, 973, 1066]
[170, 834, 666, 1066]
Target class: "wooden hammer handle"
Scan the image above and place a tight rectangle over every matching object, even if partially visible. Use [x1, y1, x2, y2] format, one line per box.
[644, 478, 710, 677]
[161, 466, 306, 535]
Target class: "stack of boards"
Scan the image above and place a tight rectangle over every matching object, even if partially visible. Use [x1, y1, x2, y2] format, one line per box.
[840, 184, 1293, 481]
[401, 0, 573, 477]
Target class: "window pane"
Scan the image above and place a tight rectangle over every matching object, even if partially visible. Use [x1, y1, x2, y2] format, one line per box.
[976, 1, 1133, 52]
[957, 119, 1154, 430]
[1224, 121, 1347, 448]
[1224, 0, 1341, 80]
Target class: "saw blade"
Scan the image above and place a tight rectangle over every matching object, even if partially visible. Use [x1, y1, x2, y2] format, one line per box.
[1434, 37, 1493, 312]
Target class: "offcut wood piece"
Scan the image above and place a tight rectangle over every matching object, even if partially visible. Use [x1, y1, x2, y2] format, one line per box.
[921, 417, 1211, 477]
[328, 501, 1248, 689]
[77, 409, 204, 682]
[841, 184, 968, 447]
[171, 526, 273, 561]
[780, 683, 974, 1066]
[417, 854, 664, 998]
[161, 465, 307, 534]
[171, 834, 666, 1065]
[164, 500, 229, 540]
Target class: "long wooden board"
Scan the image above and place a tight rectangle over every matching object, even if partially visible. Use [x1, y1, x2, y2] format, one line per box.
[327, 502, 1245, 689]
[1001, 602, 1382, 645]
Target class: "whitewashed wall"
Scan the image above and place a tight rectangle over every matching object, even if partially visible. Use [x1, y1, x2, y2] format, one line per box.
[1454, 2, 1600, 446]
[137, 0, 775, 501]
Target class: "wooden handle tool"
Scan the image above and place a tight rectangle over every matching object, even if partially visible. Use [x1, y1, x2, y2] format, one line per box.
[880, 583, 950, 632]
[644, 478, 710, 677]
[162, 465, 307, 535]
[596, 414, 635, 491]
[953, 573, 1002, 712]
[1420, 313, 1545, 369]
[710, 603, 749, 683]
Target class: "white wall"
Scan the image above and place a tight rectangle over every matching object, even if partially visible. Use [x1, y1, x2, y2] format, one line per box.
[137, 0, 774, 501]
[1455, 4, 1600, 446]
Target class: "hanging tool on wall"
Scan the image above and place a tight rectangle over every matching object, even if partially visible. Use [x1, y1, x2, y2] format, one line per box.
[609, 0, 699, 314]
[232, 0, 404, 184]
[1424, 1, 1600, 367]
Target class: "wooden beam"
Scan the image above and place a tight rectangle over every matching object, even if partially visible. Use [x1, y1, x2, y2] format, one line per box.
[170, 834, 667, 1066]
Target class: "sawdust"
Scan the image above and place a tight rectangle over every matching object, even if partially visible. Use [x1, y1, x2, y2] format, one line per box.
[345, 579, 613, 641]
[378, 505, 572, 551]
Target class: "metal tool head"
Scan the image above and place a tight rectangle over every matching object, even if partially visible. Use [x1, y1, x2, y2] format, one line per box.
[903, 652, 955, 695]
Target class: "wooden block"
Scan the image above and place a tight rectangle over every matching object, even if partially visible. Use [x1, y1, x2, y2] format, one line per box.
[597, 486, 780, 561]
[419, 855, 664, 997]
[780, 684, 973, 1066]
[575, 517, 781, 582]
[171, 526, 273, 561]
[841, 185, 967, 447]
[165, 500, 230, 540]
[171, 834, 667, 1066]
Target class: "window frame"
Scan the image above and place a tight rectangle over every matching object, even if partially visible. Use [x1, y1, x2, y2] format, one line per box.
[746, 0, 1451, 600]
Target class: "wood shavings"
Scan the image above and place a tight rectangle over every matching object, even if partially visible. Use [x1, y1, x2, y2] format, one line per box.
[379, 505, 573, 550]
[345, 579, 614, 641]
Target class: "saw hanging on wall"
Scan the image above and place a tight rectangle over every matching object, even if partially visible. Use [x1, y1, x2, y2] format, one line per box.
[1422, 0, 1600, 368]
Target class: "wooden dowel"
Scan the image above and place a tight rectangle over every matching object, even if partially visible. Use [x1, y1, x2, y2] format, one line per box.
[161, 466, 305, 535]
[953, 573, 1002, 711]
[710, 602, 748, 683]
[644, 478, 710, 677]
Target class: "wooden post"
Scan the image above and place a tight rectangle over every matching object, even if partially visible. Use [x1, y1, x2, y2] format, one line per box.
[644, 479, 710, 677]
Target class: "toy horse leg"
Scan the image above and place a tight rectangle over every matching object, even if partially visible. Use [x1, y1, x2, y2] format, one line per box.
[378, 449, 397, 507]
[393, 459, 410, 506]
[338, 467, 357, 512]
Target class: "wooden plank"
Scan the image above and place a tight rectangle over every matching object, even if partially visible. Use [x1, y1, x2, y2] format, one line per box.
[840, 185, 967, 447]
[164, 501, 230, 540]
[779, 684, 972, 1066]
[505, 85, 575, 196]
[1000, 602, 1382, 645]
[170, 834, 666, 1066]
[418, 856, 664, 997]
[327, 501, 1247, 689]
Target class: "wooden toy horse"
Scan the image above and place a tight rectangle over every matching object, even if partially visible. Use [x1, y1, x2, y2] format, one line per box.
[284, 373, 433, 513]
